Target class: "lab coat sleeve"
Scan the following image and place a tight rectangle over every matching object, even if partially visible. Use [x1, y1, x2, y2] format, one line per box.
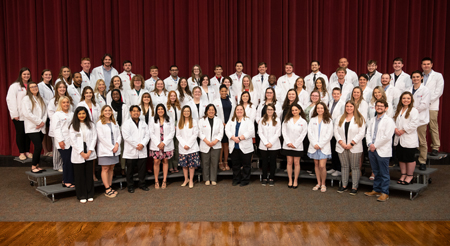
[139, 123, 151, 146]
[416, 90, 430, 113]
[21, 98, 44, 125]
[282, 121, 292, 144]
[352, 123, 366, 145]
[430, 74, 444, 104]
[162, 121, 175, 146]
[294, 121, 308, 149]
[242, 119, 255, 139]
[258, 121, 269, 146]
[374, 119, 395, 149]
[402, 109, 419, 134]
[215, 120, 224, 141]
[53, 114, 65, 144]
[122, 122, 139, 147]
[268, 121, 282, 145]
[96, 122, 115, 151]
[69, 127, 83, 154]
[6, 84, 20, 119]
[187, 121, 199, 147]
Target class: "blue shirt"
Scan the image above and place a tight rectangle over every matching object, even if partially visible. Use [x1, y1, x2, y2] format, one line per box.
[423, 70, 433, 85]
[234, 122, 241, 149]
[103, 66, 113, 88]
[383, 84, 390, 92]
[370, 114, 385, 146]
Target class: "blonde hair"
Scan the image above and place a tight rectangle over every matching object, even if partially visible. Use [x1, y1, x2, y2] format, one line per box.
[100, 105, 117, 125]
[94, 79, 106, 96]
[178, 105, 193, 129]
[241, 75, 254, 92]
[338, 100, 365, 127]
[371, 86, 387, 104]
[56, 96, 71, 112]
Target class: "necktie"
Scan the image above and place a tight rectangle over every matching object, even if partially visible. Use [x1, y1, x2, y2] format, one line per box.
[128, 74, 132, 83]
[261, 75, 264, 84]
[313, 74, 316, 83]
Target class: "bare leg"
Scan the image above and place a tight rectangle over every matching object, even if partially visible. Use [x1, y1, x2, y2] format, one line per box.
[319, 159, 327, 186]
[189, 167, 195, 183]
[293, 157, 301, 186]
[405, 162, 416, 183]
[153, 159, 161, 181]
[399, 162, 407, 182]
[108, 165, 115, 188]
[287, 156, 293, 186]
[314, 160, 321, 185]
[101, 166, 110, 189]
[183, 167, 189, 184]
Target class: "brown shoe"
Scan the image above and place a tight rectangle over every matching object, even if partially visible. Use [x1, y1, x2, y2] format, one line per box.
[364, 190, 381, 197]
[377, 193, 389, 202]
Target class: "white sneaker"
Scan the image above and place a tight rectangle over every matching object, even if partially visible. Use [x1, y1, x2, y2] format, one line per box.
[58, 168, 63, 172]
[80, 199, 87, 204]
[332, 171, 341, 176]
[88, 198, 94, 202]
[211, 181, 217, 186]
[205, 181, 210, 186]
[326, 169, 336, 174]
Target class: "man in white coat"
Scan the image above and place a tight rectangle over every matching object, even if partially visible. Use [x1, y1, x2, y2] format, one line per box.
[390, 57, 411, 92]
[366, 60, 382, 89]
[304, 60, 329, 93]
[145, 65, 160, 92]
[422, 57, 445, 156]
[251, 62, 270, 97]
[209, 65, 224, 94]
[121, 105, 151, 193]
[277, 62, 299, 97]
[381, 73, 401, 114]
[119, 60, 135, 92]
[328, 67, 354, 101]
[364, 99, 395, 202]
[164, 65, 180, 92]
[327, 87, 345, 176]
[91, 53, 119, 89]
[67, 72, 83, 107]
[229, 61, 246, 98]
[80, 57, 95, 88]
[329, 58, 359, 87]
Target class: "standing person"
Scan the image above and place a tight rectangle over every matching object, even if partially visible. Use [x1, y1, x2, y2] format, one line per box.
[277, 62, 299, 96]
[91, 53, 119, 89]
[121, 106, 151, 193]
[149, 104, 175, 189]
[305, 60, 329, 93]
[221, 76, 235, 101]
[408, 71, 430, 170]
[78, 86, 101, 124]
[368, 86, 393, 121]
[21, 82, 47, 173]
[422, 57, 444, 156]
[210, 65, 224, 94]
[110, 89, 130, 175]
[126, 74, 148, 107]
[7, 68, 32, 160]
[67, 72, 83, 107]
[214, 84, 235, 171]
[177, 106, 201, 188]
[393, 92, 419, 184]
[258, 104, 281, 186]
[38, 69, 54, 103]
[364, 100, 395, 202]
[255, 87, 282, 124]
[106, 76, 125, 105]
[304, 91, 321, 122]
[139, 92, 155, 174]
[251, 62, 270, 96]
[281, 89, 299, 122]
[96, 105, 121, 198]
[187, 65, 202, 91]
[186, 86, 207, 120]
[390, 57, 412, 92]
[80, 57, 95, 88]
[329, 58, 359, 87]
[335, 101, 366, 195]
[366, 60, 382, 89]
[239, 91, 257, 123]
[166, 91, 181, 173]
[52, 96, 74, 187]
[238, 75, 259, 104]
[118, 60, 135, 92]
[314, 77, 330, 105]
[199, 104, 224, 184]
[229, 61, 246, 100]
[176, 77, 193, 107]
[294, 77, 310, 109]
[145, 65, 160, 92]
[351, 87, 369, 121]
[328, 67, 354, 101]
[164, 65, 180, 92]
[225, 105, 255, 186]
[327, 88, 345, 175]
[308, 102, 334, 192]
[381, 73, 401, 114]
[199, 75, 216, 103]
[93, 79, 107, 108]
[358, 74, 373, 104]
[55, 66, 73, 86]
[150, 79, 169, 108]
[281, 103, 308, 188]
[69, 107, 97, 203]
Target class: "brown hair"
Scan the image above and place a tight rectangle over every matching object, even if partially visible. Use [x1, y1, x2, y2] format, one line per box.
[231, 105, 248, 121]
[80, 86, 97, 106]
[130, 74, 145, 90]
[261, 103, 278, 126]
[178, 105, 193, 129]
[25, 82, 46, 112]
[99, 105, 117, 125]
[57, 66, 72, 85]
[263, 87, 277, 104]
[53, 81, 74, 106]
[338, 100, 365, 127]
[109, 76, 123, 91]
[393, 92, 415, 121]
[282, 89, 299, 110]
[371, 86, 387, 104]
[294, 77, 306, 90]
[311, 102, 331, 124]
[314, 77, 328, 97]
[351, 86, 364, 109]
[239, 91, 253, 107]
[284, 103, 306, 122]
[140, 92, 154, 117]
[152, 79, 168, 94]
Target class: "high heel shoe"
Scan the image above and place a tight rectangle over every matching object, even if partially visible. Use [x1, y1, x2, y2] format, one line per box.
[397, 173, 406, 184]
[402, 175, 414, 185]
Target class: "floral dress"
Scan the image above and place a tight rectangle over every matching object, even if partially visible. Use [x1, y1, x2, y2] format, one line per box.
[150, 124, 174, 160]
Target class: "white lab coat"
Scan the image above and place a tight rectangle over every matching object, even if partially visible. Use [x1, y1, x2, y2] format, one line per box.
[186, 77, 200, 92]
[237, 89, 260, 106]
[209, 76, 223, 95]
[304, 71, 329, 93]
[307, 117, 334, 155]
[334, 116, 366, 153]
[149, 119, 175, 152]
[51, 111, 73, 148]
[366, 115, 396, 157]
[126, 88, 149, 108]
[185, 99, 208, 121]
[255, 100, 282, 124]
[368, 71, 382, 89]
[318, 91, 330, 106]
[296, 89, 310, 110]
[198, 116, 224, 153]
[282, 117, 308, 152]
[212, 97, 236, 124]
[328, 80, 354, 102]
[37, 82, 54, 103]
[394, 108, 419, 148]
[277, 73, 300, 97]
[356, 100, 369, 121]
[94, 93, 107, 109]
[385, 85, 402, 113]
[368, 100, 394, 120]
[77, 101, 101, 123]
[243, 104, 257, 123]
[80, 70, 95, 89]
[163, 76, 179, 92]
[258, 118, 281, 151]
[175, 90, 193, 107]
[251, 73, 270, 96]
[119, 71, 135, 92]
[408, 84, 430, 126]
[121, 118, 151, 159]
[200, 86, 217, 104]
[150, 91, 168, 109]
[361, 86, 373, 104]
[112, 103, 130, 127]
[225, 117, 255, 154]
[21, 96, 47, 134]
[96, 120, 122, 157]
[424, 70, 445, 111]
[176, 120, 200, 155]
[144, 77, 159, 92]
[329, 68, 359, 87]
[328, 99, 346, 122]
[6, 82, 27, 120]
[106, 89, 127, 106]
[390, 71, 411, 92]
[229, 72, 247, 99]
[166, 104, 181, 124]
[48, 99, 73, 137]
[67, 84, 82, 107]
[69, 123, 97, 163]
[91, 65, 119, 89]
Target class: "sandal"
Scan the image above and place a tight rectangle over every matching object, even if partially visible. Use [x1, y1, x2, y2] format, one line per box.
[320, 185, 327, 192]
[397, 173, 406, 184]
[219, 162, 225, 171]
[169, 168, 174, 173]
[224, 162, 230, 170]
[161, 181, 167, 189]
[402, 175, 414, 185]
[312, 184, 320, 191]
[25, 152, 33, 159]
[31, 168, 42, 173]
[104, 187, 116, 198]
[155, 182, 160, 189]
[19, 154, 26, 160]
[174, 169, 179, 173]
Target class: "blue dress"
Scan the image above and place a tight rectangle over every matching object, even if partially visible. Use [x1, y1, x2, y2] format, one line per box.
[307, 121, 332, 160]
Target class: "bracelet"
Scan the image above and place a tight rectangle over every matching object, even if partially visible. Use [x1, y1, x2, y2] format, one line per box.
[350, 143, 355, 146]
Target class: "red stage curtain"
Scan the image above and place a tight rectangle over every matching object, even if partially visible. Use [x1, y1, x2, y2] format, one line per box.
[0, 0, 449, 155]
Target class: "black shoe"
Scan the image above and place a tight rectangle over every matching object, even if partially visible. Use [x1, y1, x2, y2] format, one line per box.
[232, 181, 240, 186]
[240, 182, 249, 187]
[419, 164, 427, 171]
[128, 187, 135, 193]
[431, 149, 438, 156]
[139, 186, 149, 191]
[349, 189, 357, 195]
[293, 185, 298, 189]
[402, 175, 414, 185]
[337, 186, 348, 193]
[288, 184, 293, 188]
[269, 180, 275, 187]
[261, 179, 267, 186]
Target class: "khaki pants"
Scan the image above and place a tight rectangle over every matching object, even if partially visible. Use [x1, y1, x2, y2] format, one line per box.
[417, 124, 427, 164]
[429, 110, 440, 150]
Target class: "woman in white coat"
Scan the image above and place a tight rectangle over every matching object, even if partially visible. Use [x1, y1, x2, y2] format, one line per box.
[314, 77, 330, 106]
[150, 79, 169, 109]
[96, 105, 121, 198]
[237, 75, 259, 105]
[69, 107, 97, 203]
[106, 76, 125, 105]
[166, 91, 182, 173]
[214, 84, 235, 171]
[176, 77, 193, 107]
[239, 91, 257, 123]
[149, 104, 175, 189]
[93, 79, 107, 108]
[281, 103, 308, 188]
[187, 65, 202, 91]
[21, 82, 47, 173]
[198, 104, 224, 185]
[308, 102, 334, 192]
[199, 75, 216, 103]
[126, 74, 148, 107]
[294, 77, 310, 109]
[38, 69, 54, 157]
[258, 104, 281, 186]
[187, 86, 208, 120]
[52, 96, 74, 187]
[350, 87, 369, 121]
[55, 66, 72, 86]
[394, 92, 420, 185]
[305, 91, 321, 122]
[225, 105, 255, 186]
[6, 67, 32, 160]
[221, 76, 235, 103]
[368, 86, 393, 121]
[335, 101, 366, 195]
[176, 106, 201, 188]
[256, 87, 282, 124]
[78, 86, 101, 124]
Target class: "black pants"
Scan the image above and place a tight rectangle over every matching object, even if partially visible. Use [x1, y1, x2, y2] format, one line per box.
[261, 149, 278, 180]
[330, 137, 341, 171]
[73, 160, 94, 200]
[13, 120, 30, 153]
[231, 149, 253, 184]
[58, 147, 74, 184]
[126, 158, 147, 188]
[27, 132, 43, 166]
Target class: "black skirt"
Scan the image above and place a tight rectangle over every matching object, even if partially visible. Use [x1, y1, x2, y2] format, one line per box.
[396, 144, 416, 163]
[281, 149, 304, 157]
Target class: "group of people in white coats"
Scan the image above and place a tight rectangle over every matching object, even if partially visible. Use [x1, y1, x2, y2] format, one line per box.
[6, 54, 444, 203]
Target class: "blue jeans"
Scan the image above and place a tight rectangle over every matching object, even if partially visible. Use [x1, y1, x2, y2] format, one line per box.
[368, 150, 390, 195]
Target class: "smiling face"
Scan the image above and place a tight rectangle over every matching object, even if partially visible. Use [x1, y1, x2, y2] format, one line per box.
[235, 106, 244, 118]
[123, 62, 132, 73]
[373, 88, 382, 100]
[266, 105, 275, 117]
[73, 73, 82, 85]
[183, 107, 191, 118]
[311, 62, 319, 73]
[339, 58, 348, 68]
[103, 56, 112, 67]
[316, 104, 324, 115]
[315, 79, 322, 89]
[61, 98, 70, 112]
[81, 60, 91, 71]
[193, 66, 200, 76]
[29, 83, 39, 95]
[220, 87, 228, 98]
[202, 77, 209, 87]
[311, 92, 320, 103]
[235, 63, 243, 73]
[133, 78, 142, 89]
[337, 70, 346, 79]
[156, 80, 164, 91]
[421, 60, 433, 73]
[78, 110, 87, 122]
[169, 92, 177, 103]
[62, 68, 70, 79]
[359, 77, 368, 87]
[22, 70, 31, 82]
[393, 60, 403, 71]
[193, 88, 202, 99]
[291, 106, 300, 116]
[180, 79, 188, 89]
[103, 106, 112, 119]
[345, 102, 354, 114]
[57, 83, 67, 96]
[222, 79, 231, 88]
[84, 89, 93, 100]
[375, 102, 386, 115]
[157, 106, 165, 117]
[352, 88, 361, 101]
[411, 72, 423, 85]
[113, 77, 121, 89]
[268, 75, 276, 85]
[285, 65, 293, 74]
[401, 94, 412, 107]
[130, 107, 141, 119]
[287, 91, 296, 102]
[265, 89, 274, 100]
[142, 94, 151, 104]
[258, 64, 267, 74]
[207, 106, 216, 118]
[241, 93, 249, 103]
[42, 71, 52, 83]
[296, 78, 304, 89]
[98, 81, 106, 92]
[112, 91, 121, 102]
[381, 74, 390, 86]
[367, 63, 377, 73]
[242, 77, 250, 88]
[170, 67, 179, 77]
[150, 68, 158, 78]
